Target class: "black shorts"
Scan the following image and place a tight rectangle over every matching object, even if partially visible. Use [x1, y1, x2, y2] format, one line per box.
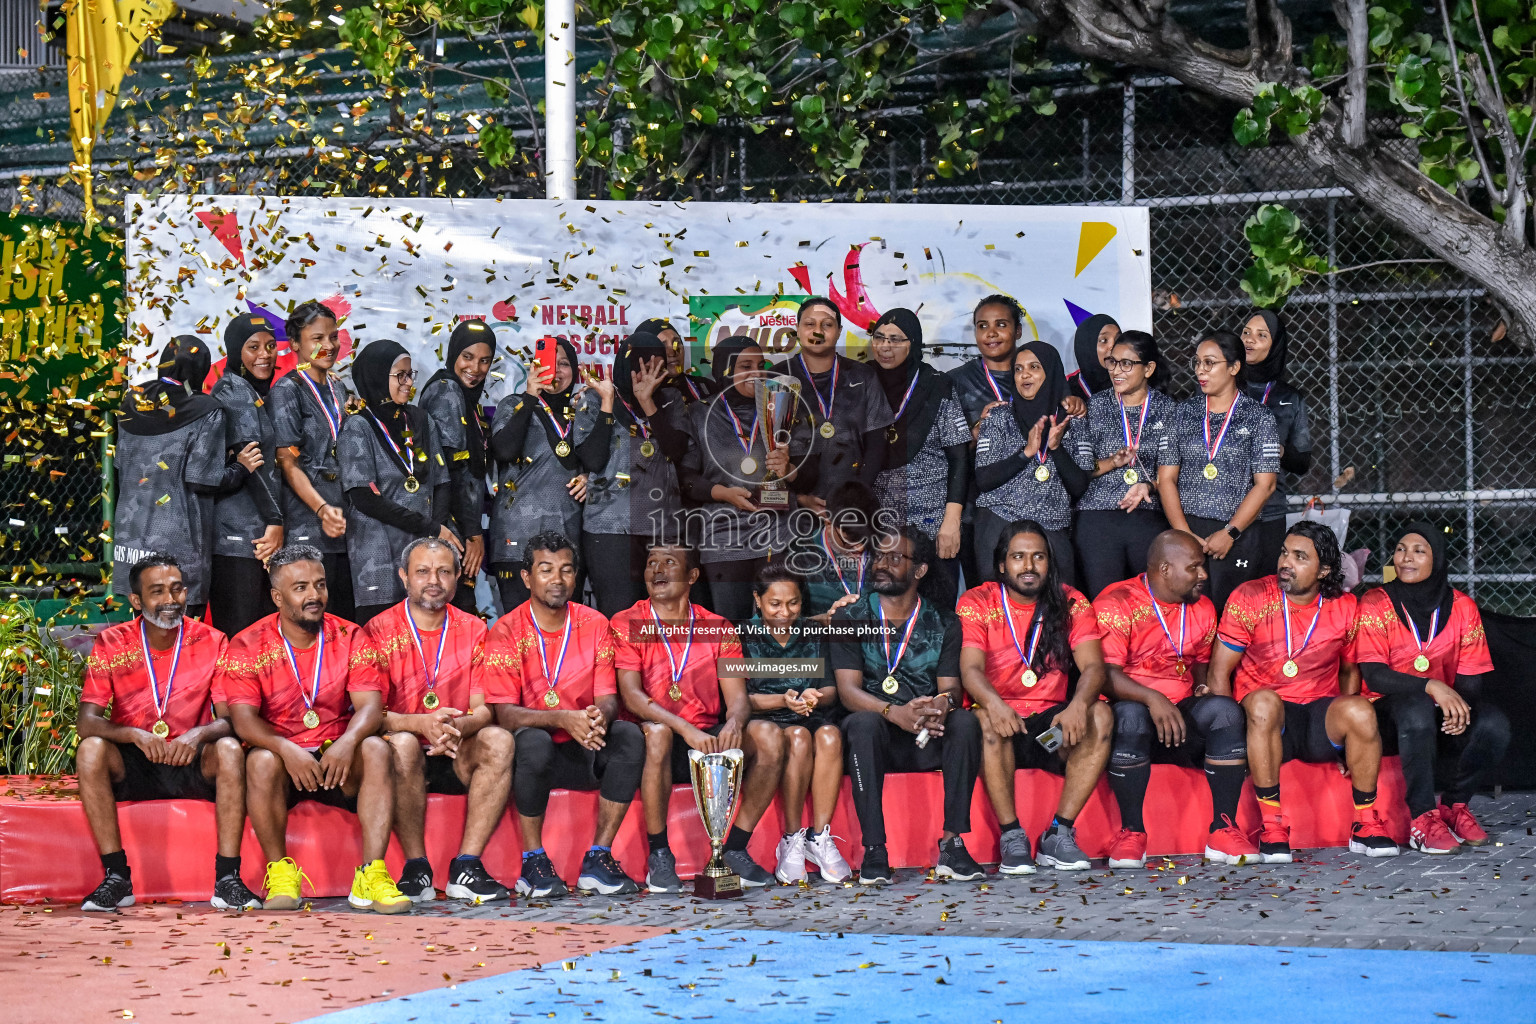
[287, 748, 359, 811]
[112, 742, 217, 802]
[668, 722, 725, 784]
[424, 752, 468, 796]
[1282, 698, 1344, 764]
[1011, 702, 1073, 775]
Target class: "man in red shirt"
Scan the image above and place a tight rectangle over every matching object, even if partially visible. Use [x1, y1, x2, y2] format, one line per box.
[614, 543, 781, 893]
[369, 537, 513, 903]
[958, 519, 1113, 875]
[483, 531, 643, 898]
[223, 545, 410, 913]
[1209, 520, 1399, 862]
[1097, 531, 1256, 868]
[75, 554, 261, 912]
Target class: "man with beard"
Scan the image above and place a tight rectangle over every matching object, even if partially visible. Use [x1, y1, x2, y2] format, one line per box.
[1208, 520, 1399, 861]
[368, 537, 513, 903]
[1096, 531, 1256, 868]
[613, 543, 781, 892]
[836, 526, 983, 885]
[76, 554, 262, 912]
[957, 520, 1111, 875]
[222, 545, 409, 913]
[482, 531, 644, 897]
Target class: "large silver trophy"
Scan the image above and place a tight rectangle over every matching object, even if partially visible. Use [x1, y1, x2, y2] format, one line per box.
[688, 747, 747, 899]
[752, 373, 800, 508]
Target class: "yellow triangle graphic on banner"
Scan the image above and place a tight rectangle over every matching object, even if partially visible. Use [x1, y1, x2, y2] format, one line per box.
[1075, 222, 1117, 277]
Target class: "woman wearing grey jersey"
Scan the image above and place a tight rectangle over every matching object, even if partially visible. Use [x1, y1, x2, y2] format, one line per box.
[208, 313, 286, 636]
[337, 340, 457, 625]
[579, 331, 688, 617]
[419, 319, 497, 614]
[112, 335, 248, 619]
[270, 300, 355, 620]
[487, 338, 606, 611]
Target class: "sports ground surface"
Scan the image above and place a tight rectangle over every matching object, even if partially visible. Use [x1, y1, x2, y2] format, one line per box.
[8, 792, 1535, 1023]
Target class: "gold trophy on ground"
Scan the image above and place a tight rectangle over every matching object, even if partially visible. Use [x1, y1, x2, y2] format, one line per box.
[688, 747, 746, 899]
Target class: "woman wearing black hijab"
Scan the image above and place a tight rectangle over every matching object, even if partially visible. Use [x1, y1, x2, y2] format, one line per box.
[1355, 523, 1508, 854]
[972, 341, 1089, 586]
[337, 340, 456, 625]
[1070, 313, 1120, 402]
[1240, 310, 1314, 564]
[419, 320, 497, 614]
[486, 338, 609, 611]
[113, 335, 249, 620]
[580, 331, 688, 616]
[867, 308, 970, 607]
[635, 316, 714, 402]
[209, 314, 285, 636]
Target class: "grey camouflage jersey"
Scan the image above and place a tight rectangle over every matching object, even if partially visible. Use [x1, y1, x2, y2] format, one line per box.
[487, 394, 594, 569]
[1169, 394, 1282, 521]
[270, 370, 352, 553]
[682, 394, 805, 563]
[774, 354, 894, 500]
[874, 396, 970, 539]
[1072, 388, 1179, 513]
[974, 410, 1081, 531]
[578, 388, 685, 538]
[111, 410, 227, 605]
[337, 412, 448, 607]
[210, 374, 283, 559]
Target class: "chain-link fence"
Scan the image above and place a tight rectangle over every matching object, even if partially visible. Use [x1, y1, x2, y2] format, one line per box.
[3, 49, 1532, 612]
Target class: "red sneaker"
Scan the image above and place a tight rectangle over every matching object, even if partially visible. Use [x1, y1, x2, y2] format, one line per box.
[1408, 808, 1461, 855]
[1106, 828, 1147, 869]
[1258, 813, 1292, 864]
[1440, 803, 1489, 846]
[1205, 816, 1259, 865]
[1348, 808, 1401, 858]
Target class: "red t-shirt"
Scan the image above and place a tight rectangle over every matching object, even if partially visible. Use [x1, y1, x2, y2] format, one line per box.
[218, 613, 382, 748]
[1217, 576, 1358, 703]
[956, 582, 1100, 716]
[1095, 576, 1217, 703]
[1354, 589, 1494, 699]
[481, 600, 617, 742]
[363, 601, 487, 739]
[610, 600, 741, 730]
[81, 617, 228, 739]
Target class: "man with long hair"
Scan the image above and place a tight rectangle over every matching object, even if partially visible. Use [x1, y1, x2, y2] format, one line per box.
[958, 519, 1113, 874]
[1207, 520, 1399, 862]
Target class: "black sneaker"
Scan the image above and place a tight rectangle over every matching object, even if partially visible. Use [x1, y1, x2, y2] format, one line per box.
[722, 849, 773, 888]
[578, 849, 640, 895]
[82, 872, 134, 912]
[935, 836, 985, 881]
[515, 851, 569, 899]
[210, 873, 263, 910]
[446, 857, 510, 902]
[396, 860, 437, 903]
[858, 847, 893, 886]
[646, 848, 682, 894]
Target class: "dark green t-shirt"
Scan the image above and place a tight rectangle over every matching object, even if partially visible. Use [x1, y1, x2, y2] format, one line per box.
[738, 616, 834, 727]
[779, 529, 869, 617]
[829, 592, 960, 706]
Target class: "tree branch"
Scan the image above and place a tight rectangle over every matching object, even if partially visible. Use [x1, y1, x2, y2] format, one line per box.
[1334, 0, 1367, 147]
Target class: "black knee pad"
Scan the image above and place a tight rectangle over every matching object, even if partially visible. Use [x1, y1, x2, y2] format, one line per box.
[1111, 701, 1153, 767]
[513, 725, 555, 769]
[605, 719, 645, 763]
[1190, 696, 1246, 761]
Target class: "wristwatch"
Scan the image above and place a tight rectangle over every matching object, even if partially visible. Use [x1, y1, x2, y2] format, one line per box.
[1224, 523, 1242, 541]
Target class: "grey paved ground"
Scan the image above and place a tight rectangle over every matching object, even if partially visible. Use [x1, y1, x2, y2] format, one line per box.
[318, 792, 1536, 953]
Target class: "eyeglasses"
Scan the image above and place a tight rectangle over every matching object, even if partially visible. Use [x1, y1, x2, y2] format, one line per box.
[390, 370, 418, 383]
[871, 332, 910, 345]
[1104, 357, 1144, 372]
[1189, 358, 1229, 373]
[870, 549, 912, 565]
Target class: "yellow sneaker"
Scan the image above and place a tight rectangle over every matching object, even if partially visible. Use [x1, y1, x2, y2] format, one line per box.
[349, 859, 412, 915]
[262, 857, 309, 911]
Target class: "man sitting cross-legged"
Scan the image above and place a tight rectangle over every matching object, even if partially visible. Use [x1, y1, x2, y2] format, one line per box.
[483, 531, 643, 897]
[367, 536, 514, 903]
[223, 544, 411, 913]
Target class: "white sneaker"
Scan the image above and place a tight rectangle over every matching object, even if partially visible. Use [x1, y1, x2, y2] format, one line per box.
[775, 828, 809, 884]
[805, 825, 852, 884]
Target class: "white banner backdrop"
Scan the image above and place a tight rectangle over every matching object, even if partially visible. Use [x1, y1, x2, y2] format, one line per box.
[126, 195, 1151, 403]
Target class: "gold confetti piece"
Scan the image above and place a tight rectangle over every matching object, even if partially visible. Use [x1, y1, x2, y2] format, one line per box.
[155, 494, 171, 506]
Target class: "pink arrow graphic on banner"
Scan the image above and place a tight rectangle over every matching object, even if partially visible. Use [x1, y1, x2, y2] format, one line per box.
[788, 243, 881, 331]
[195, 210, 245, 266]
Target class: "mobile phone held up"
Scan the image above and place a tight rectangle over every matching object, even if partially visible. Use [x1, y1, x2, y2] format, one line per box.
[534, 335, 559, 385]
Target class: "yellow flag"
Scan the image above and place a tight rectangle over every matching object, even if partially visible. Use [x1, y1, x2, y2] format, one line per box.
[65, 0, 175, 224]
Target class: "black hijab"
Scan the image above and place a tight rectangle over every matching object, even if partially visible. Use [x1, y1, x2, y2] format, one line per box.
[711, 337, 760, 410]
[425, 320, 497, 475]
[222, 313, 277, 399]
[1382, 521, 1456, 639]
[1072, 314, 1118, 395]
[1012, 340, 1070, 438]
[353, 339, 421, 457]
[119, 335, 222, 436]
[870, 308, 945, 469]
[613, 331, 667, 418]
[1242, 309, 1289, 386]
[635, 317, 676, 339]
[530, 338, 581, 467]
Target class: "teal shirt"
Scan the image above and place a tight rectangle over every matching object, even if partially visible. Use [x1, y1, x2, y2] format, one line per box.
[780, 530, 869, 617]
[738, 616, 833, 726]
[829, 592, 960, 705]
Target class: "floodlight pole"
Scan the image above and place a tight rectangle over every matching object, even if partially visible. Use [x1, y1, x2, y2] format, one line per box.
[544, 0, 577, 200]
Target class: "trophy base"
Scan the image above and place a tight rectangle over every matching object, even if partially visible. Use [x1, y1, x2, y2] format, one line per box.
[693, 872, 745, 900]
[756, 485, 790, 509]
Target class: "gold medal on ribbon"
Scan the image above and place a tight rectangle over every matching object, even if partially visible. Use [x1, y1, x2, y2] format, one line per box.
[151, 720, 170, 739]
[668, 682, 683, 702]
[1122, 468, 1139, 485]
[640, 440, 656, 458]
[1282, 659, 1299, 678]
[1021, 669, 1038, 688]
[820, 421, 836, 439]
[886, 426, 899, 443]
[740, 456, 758, 476]
[1202, 463, 1219, 480]
[1033, 464, 1051, 482]
[1413, 654, 1430, 673]
[1175, 659, 1188, 676]
[881, 675, 900, 695]
[403, 475, 420, 493]
[303, 708, 321, 729]
[555, 440, 572, 458]
[543, 689, 560, 708]
[423, 690, 439, 711]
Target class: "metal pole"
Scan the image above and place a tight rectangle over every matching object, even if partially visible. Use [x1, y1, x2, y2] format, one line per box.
[544, 0, 577, 200]
[1121, 83, 1135, 205]
[1326, 200, 1340, 489]
[1463, 295, 1476, 598]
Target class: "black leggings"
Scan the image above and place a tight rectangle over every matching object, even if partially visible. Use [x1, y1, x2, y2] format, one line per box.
[1375, 691, 1512, 817]
[583, 532, 649, 619]
[321, 552, 355, 623]
[703, 556, 767, 624]
[1076, 508, 1168, 600]
[1251, 517, 1288, 574]
[842, 708, 981, 847]
[1185, 515, 1266, 616]
[973, 507, 1077, 590]
[209, 555, 272, 639]
[511, 722, 644, 817]
[1110, 695, 1247, 831]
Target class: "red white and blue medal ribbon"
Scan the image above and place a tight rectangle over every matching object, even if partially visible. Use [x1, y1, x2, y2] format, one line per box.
[367, 410, 416, 476]
[1407, 608, 1440, 673]
[721, 400, 760, 473]
[1120, 395, 1150, 465]
[820, 527, 865, 597]
[406, 609, 449, 708]
[651, 602, 694, 701]
[1259, 382, 1275, 406]
[530, 605, 573, 706]
[139, 618, 181, 735]
[1280, 592, 1323, 677]
[537, 397, 572, 444]
[617, 395, 651, 438]
[1142, 575, 1188, 673]
[1202, 395, 1240, 477]
[799, 353, 839, 426]
[282, 627, 326, 726]
[983, 366, 1010, 404]
[999, 584, 1044, 687]
[297, 370, 342, 442]
[879, 597, 922, 694]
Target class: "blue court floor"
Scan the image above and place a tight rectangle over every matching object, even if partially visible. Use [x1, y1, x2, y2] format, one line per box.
[302, 929, 1535, 1023]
